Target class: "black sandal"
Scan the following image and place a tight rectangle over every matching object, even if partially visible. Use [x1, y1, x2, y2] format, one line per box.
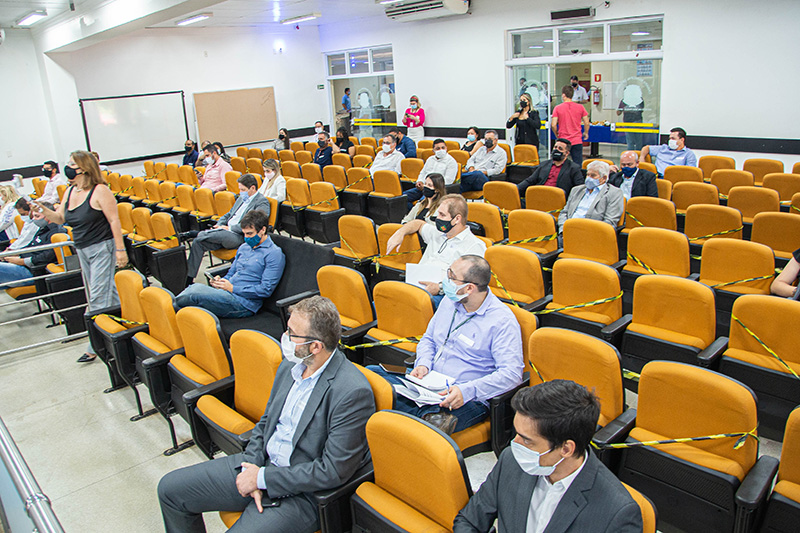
[76, 353, 97, 363]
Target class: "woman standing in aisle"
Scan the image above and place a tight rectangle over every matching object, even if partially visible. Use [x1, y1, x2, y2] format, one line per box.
[402, 95, 425, 143]
[35, 150, 127, 363]
[506, 93, 541, 147]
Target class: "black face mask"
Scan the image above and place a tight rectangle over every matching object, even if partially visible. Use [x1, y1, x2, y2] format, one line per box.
[42, 168, 52, 177]
[519, 100, 527, 108]
[279, 134, 286, 140]
[552, 150, 565, 161]
[435, 217, 453, 233]
[571, 82, 578, 88]
[484, 138, 494, 149]
[185, 145, 193, 152]
[422, 186, 436, 198]
[64, 166, 79, 180]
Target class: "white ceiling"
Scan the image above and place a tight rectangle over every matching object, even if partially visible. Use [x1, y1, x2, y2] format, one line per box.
[0, 0, 93, 28]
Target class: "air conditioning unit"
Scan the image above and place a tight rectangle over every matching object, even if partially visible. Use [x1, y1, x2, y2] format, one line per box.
[384, 0, 470, 22]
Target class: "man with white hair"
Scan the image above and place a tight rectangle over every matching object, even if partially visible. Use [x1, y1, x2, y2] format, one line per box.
[558, 160, 624, 234]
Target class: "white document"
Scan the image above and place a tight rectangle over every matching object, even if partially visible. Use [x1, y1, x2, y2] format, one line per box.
[405, 263, 447, 289]
[405, 370, 455, 393]
[393, 378, 445, 407]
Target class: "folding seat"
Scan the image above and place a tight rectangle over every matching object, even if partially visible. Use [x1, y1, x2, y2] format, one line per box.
[169, 184, 197, 232]
[350, 411, 472, 533]
[624, 484, 658, 533]
[154, 161, 166, 176]
[698, 239, 774, 336]
[278, 149, 295, 163]
[229, 157, 246, 174]
[416, 139, 433, 149]
[710, 169, 754, 199]
[349, 136, 359, 146]
[341, 167, 373, 216]
[29, 177, 41, 198]
[497, 142, 512, 170]
[341, 281, 432, 367]
[145, 212, 187, 296]
[317, 265, 375, 331]
[117, 175, 134, 200]
[794, 162, 800, 175]
[356, 145, 375, 157]
[621, 227, 693, 314]
[139, 307, 232, 455]
[187, 330, 282, 458]
[655, 177, 671, 200]
[699, 155, 736, 180]
[483, 181, 521, 213]
[39, 233, 87, 335]
[751, 212, 800, 269]
[235, 147, 248, 158]
[763, 173, 800, 204]
[505, 209, 560, 270]
[582, 158, 614, 169]
[371, 223, 422, 285]
[180, 165, 200, 187]
[305, 141, 320, 153]
[367, 170, 406, 225]
[727, 185, 780, 240]
[163, 163, 179, 183]
[156, 181, 178, 212]
[529, 258, 626, 347]
[85, 270, 151, 407]
[332, 215, 379, 282]
[485, 245, 545, 306]
[672, 182, 719, 216]
[190, 187, 217, 231]
[352, 154, 373, 168]
[639, 161, 657, 174]
[663, 165, 703, 186]
[513, 143, 539, 165]
[718, 295, 800, 440]
[793, 192, 800, 215]
[301, 162, 323, 183]
[560, 218, 625, 270]
[323, 164, 347, 190]
[443, 140, 459, 152]
[400, 158, 423, 189]
[223, 171, 240, 193]
[127, 177, 148, 206]
[332, 153, 352, 169]
[246, 157, 262, 175]
[295, 150, 313, 166]
[262, 148, 278, 160]
[118, 202, 134, 236]
[143, 160, 155, 177]
[467, 201, 505, 243]
[758, 407, 800, 529]
[618, 196, 676, 259]
[212, 191, 236, 223]
[616, 361, 777, 533]
[524, 185, 566, 219]
[281, 160, 302, 179]
[449, 149, 470, 169]
[684, 204, 743, 267]
[305, 182, 345, 243]
[245, 147, 261, 160]
[106, 173, 121, 195]
[290, 141, 304, 152]
[743, 158, 783, 186]
[142, 178, 162, 209]
[125, 207, 155, 272]
[279, 178, 311, 238]
[360, 136, 378, 150]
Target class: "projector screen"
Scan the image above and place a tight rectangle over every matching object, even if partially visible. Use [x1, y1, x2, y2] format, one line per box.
[80, 91, 189, 163]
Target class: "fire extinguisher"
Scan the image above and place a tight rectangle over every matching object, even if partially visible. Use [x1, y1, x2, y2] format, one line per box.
[593, 88, 601, 106]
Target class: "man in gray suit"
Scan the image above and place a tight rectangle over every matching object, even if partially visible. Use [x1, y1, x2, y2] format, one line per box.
[558, 160, 624, 235]
[158, 296, 376, 532]
[454, 380, 642, 532]
[184, 173, 271, 284]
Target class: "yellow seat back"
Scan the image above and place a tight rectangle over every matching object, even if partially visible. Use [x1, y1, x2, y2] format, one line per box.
[624, 227, 690, 277]
[549, 259, 621, 324]
[230, 330, 282, 423]
[507, 209, 558, 254]
[175, 307, 231, 382]
[562, 218, 619, 266]
[334, 215, 379, 259]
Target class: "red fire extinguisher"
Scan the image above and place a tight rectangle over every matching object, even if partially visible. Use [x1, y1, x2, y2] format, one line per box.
[593, 89, 601, 105]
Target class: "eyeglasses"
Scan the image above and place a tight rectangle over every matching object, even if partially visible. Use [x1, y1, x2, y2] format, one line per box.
[446, 268, 475, 286]
[287, 330, 319, 342]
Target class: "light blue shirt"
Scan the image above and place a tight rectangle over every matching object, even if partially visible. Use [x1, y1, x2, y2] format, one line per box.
[648, 144, 698, 175]
[342, 93, 351, 112]
[227, 193, 253, 228]
[257, 353, 335, 490]
[572, 184, 604, 220]
[619, 170, 637, 200]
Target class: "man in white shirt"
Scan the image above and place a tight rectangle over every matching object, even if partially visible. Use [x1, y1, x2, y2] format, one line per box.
[570, 75, 590, 103]
[38, 161, 68, 205]
[454, 380, 642, 532]
[558, 160, 625, 235]
[386, 194, 485, 305]
[460, 130, 508, 192]
[403, 138, 459, 209]
[7, 198, 37, 251]
[369, 134, 405, 176]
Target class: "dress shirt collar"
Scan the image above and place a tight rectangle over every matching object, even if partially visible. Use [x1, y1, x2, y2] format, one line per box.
[623, 168, 639, 180]
[290, 349, 336, 383]
[454, 288, 495, 317]
[541, 452, 587, 492]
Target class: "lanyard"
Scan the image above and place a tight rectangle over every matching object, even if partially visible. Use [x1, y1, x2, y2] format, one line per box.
[443, 308, 474, 346]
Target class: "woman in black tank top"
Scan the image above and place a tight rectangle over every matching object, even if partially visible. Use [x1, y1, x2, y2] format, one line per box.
[35, 150, 128, 362]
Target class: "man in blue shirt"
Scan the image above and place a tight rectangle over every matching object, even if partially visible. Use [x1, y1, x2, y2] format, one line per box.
[341, 87, 351, 114]
[640, 127, 697, 176]
[388, 127, 417, 158]
[182, 140, 198, 167]
[175, 210, 285, 318]
[313, 131, 333, 169]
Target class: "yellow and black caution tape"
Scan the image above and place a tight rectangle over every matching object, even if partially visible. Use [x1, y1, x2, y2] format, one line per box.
[626, 252, 657, 274]
[340, 336, 422, 351]
[592, 427, 758, 451]
[690, 254, 702, 261]
[625, 211, 643, 227]
[337, 236, 363, 261]
[688, 226, 743, 242]
[528, 359, 545, 383]
[291, 196, 339, 212]
[345, 173, 372, 190]
[132, 235, 178, 247]
[719, 193, 729, 201]
[791, 205, 800, 214]
[159, 196, 178, 203]
[532, 291, 623, 315]
[499, 233, 557, 247]
[191, 210, 214, 220]
[622, 369, 641, 382]
[371, 249, 422, 273]
[116, 185, 134, 195]
[732, 315, 800, 380]
[710, 274, 774, 289]
[92, 313, 148, 328]
[507, 159, 538, 166]
[491, 270, 520, 308]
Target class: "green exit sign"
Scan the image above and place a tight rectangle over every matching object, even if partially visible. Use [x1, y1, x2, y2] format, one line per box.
[317, 84, 324, 90]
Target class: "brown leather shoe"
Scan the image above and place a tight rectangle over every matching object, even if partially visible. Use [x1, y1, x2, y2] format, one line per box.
[422, 412, 458, 435]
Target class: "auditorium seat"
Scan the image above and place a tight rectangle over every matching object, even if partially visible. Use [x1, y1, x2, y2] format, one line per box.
[145, 212, 186, 296]
[117, 202, 134, 236]
[301, 162, 323, 183]
[486, 245, 545, 306]
[699, 155, 736, 180]
[524, 185, 566, 219]
[231, 157, 247, 174]
[400, 158, 423, 188]
[296, 150, 313, 166]
[710, 169, 754, 198]
[279, 178, 311, 238]
[371, 223, 422, 286]
[281, 160, 302, 179]
[664, 165, 703, 186]
[560, 218, 625, 270]
[758, 407, 800, 529]
[655, 177, 672, 200]
[157, 181, 179, 212]
[246, 157, 262, 175]
[340, 167, 373, 216]
[750, 212, 800, 268]
[305, 181, 345, 243]
[743, 158, 783, 186]
[505, 209, 561, 271]
[352, 154, 373, 168]
[355, 145, 375, 157]
[322, 164, 347, 190]
[278, 149, 295, 163]
[290, 141, 304, 152]
[247, 148, 261, 161]
[165, 163, 179, 183]
[179, 165, 199, 187]
[262, 148, 278, 161]
[763, 172, 800, 204]
[727, 185, 780, 240]
[467, 201, 505, 243]
[332, 153, 352, 169]
[684, 204, 743, 268]
[483, 181, 521, 213]
[618, 196, 676, 259]
[623, 484, 658, 533]
[367, 170, 406, 225]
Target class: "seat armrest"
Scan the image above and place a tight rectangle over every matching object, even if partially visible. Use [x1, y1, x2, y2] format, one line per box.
[236, 430, 253, 450]
[489, 382, 528, 456]
[182, 375, 236, 406]
[109, 324, 150, 341]
[276, 290, 320, 310]
[593, 408, 637, 447]
[86, 305, 123, 322]
[736, 455, 779, 510]
[601, 314, 632, 341]
[687, 273, 700, 281]
[204, 264, 231, 279]
[489, 382, 526, 408]
[313, 464, 374, 504]
[340, 320, 377, 345]
[142, 348, 185, 370]
[610, 259, 627, 272]
[523, 294, 552, 312]
[404, 356, 416, 368]
[697, 336, 728, 367]
[538, 249, 561, 268]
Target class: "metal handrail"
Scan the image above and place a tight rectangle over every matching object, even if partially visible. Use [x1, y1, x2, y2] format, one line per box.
[0, 416, 65, 533]
[0, 240, 74, 259]
[0, 287, 85, 308]
[0, 269, 79, 289]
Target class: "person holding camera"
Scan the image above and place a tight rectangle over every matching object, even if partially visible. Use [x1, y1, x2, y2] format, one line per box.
[507, 93, 541, 147]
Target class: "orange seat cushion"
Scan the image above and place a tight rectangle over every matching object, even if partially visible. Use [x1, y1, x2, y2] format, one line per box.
[452, 421, 491, 452]
[6, 285, 36, 299]
[133, 332, 173, 354]
[366, 329, 417, 353]
[196, 395, 256, 435]
[724, 348, 800, 377]
[94, 315, 128, 335]
[627, 323, 707, 350]
[355, 483, 449, 532]
[774, 480, 800, 503]
[169, 354, 216, 386]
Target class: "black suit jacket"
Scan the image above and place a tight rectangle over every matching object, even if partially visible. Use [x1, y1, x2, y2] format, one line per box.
[517, 159, 584, 199]
[454, 449, 642, 533]
[608, 168, 658, 198]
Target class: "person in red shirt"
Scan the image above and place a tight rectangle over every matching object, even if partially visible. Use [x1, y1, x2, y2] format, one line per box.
[551, 85, 589, 167]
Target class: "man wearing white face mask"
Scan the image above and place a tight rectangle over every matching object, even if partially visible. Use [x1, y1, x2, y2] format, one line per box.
[454, 381, 642, 532]
[369, 134, 405, 176]
[460, 130, 508, 192]
[558, 160, 624, 236]
[159, 296, 375, 533]
[640, 126, 697, 176]
[403, 138, 458, 209]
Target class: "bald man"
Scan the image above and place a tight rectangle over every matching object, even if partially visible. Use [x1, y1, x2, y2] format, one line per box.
[608, 151, 658, 200]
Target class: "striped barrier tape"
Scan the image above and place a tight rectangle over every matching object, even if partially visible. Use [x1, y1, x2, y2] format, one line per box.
[532, 291, 623, 315]
[371, 249, 423, 273]
[92, 314, 148, 327]
[499, 233, 558, 247]
[626, 252, 657, 274]
[688, 226, 743, 242]
[491, 271, 520, 308]
[732, 315, 800, 380]
[592, 427, 758, 451]
[710, 274, 774, 289]
[340, 336, 421, 351]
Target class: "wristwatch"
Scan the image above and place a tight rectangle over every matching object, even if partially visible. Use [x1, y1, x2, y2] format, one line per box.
[438, 282, 444, 295]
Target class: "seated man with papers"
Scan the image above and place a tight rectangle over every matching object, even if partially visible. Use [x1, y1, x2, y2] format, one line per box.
[370, 255, 524, 435]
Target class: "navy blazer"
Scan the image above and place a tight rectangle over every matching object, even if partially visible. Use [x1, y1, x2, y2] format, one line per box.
[608, 168, 658, 198]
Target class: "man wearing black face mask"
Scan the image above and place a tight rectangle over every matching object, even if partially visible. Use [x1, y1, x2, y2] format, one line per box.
[0, 201, 65, 288]
[182, 140, 199, 167]
[38, 161, 67, 205]
[517, 138, 584, 205]
[569, 75, 589, 103]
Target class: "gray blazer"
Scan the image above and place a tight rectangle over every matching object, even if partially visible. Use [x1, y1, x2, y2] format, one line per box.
[218, 192, 271, 234]
[242, 349, 375, 499]
[454, 449, 642, 533]
[558, 184, 625, 233]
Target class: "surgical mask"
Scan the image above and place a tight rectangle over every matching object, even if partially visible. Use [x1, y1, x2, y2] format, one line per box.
[435, 149, 447, 160]
[42, 168, 52, 177]
[668, 139, 679, 150]
[467, 134, 476, 142]
[264, 171, 275, 180]
[422, 186, 436, 198]
[434, 216, 453, 233]
[382, 143, 392, 153]
[315, 127, 323, 134]
[484, 138, 494, 149]
[585, 176, 600, 191]
[621, 166, 636, 177]
[511, 441, 565, 477]
[552, 150, 565, 162]
[442, 277, 468, 303]
[244, 234, 261, 248]
[280, 332, 315, 365]
[204, 156, 213, 165]
[20, 215, 30, 222]
[240, 189, 250, 199]
[410, 103, 418, 110]
[34, 217, 48, 228]
[64, 166, 79, 180]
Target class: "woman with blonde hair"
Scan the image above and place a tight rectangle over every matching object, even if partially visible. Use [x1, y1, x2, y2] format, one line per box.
[402, 95, 425, 143]
[34, 150, 127, 363]
[0, 185, 22, 241]
[506, 92, 541, 147]
[258, 158, 286, 203]
[402, 173, 446, 224]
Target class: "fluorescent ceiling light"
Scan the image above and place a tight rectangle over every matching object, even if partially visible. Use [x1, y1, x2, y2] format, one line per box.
[563, 29, 584, 34]
[17, 10, 47, 27]
[528, 45, 544, 49]
[543, 39, 554, 43]
[176, 13, 212, 26]
[281, 12, 321, 24]
[631, 31, 650, 36]
[376, 0, 404, 4]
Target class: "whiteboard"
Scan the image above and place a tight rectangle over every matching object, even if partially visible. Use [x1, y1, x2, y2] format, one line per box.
[80, 91, 188, 163]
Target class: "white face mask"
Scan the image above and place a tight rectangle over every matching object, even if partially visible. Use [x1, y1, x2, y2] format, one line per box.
[315, 127, 323, 134]
[204, 156, 213, 165]
[280, 332, 314, 365]
[668, 139, 679, 150]
[511, 441, 565, 476]
[434, 149, 447, 160]
[264, 171, 275, 180]
[382, 143, 392, 153]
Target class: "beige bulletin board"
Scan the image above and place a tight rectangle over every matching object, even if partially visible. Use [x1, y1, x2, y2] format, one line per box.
[194, 87, 278, 147]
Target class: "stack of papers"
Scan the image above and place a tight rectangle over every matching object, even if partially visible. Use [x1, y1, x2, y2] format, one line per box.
[393, 378, 445, 407]
[405, 370, 454, 393]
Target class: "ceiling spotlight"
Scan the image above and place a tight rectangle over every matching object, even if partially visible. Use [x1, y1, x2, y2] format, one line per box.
[176, 13, 212, 26]
[17, 10, 47, 27]
[280, 13, 321, 25]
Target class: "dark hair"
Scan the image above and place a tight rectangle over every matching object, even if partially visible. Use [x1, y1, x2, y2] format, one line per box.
[485, 129, 498, 138]
[423, 173, 447, 214]
[212, 142, 226, 155]
[511, 380, 600, 458]
[238, 173, 258, 190]
[344, 87, 350, 93]
[15, 197, 30, 211]
[385, 134, 398, 145]
[288, 295, 341, 351]
[670, 127, 687, 140]
[200, 140, 211, 149]
[388, 127, 402, 136]
[318, 130, 330, 140]
[439, 193, 468, 221]
[336, 126, 350, 139]
[459, 255, 491, 292]
[279, 128, 290, 141]
[562, 85, 575, 99]
[204, 144, 219, 155]
[570, 75, 579, 81]
[432, 138, 447, 148]
[467, 126, 481, 138]
[239, 209, 269, 233]
[520, 77, 527, 83]
[315, 121, 323, 127]
[44, 160, 59, 173]
[554, 138, 572, 150]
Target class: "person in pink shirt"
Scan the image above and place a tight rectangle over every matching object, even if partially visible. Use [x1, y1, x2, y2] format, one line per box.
[551, 85, 589, 167]
[198, 144, 232, 192]
[402, 95, 425, 143]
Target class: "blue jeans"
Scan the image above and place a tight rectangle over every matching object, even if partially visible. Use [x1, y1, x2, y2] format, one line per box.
[175, 284, 253, 318]
[0, 262, 34, 289]
[367, 365, 489, 433]
[460, 171, 489, 192]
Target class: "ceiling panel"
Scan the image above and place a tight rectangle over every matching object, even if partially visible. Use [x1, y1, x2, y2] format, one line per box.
[0, 0, 93, 28]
